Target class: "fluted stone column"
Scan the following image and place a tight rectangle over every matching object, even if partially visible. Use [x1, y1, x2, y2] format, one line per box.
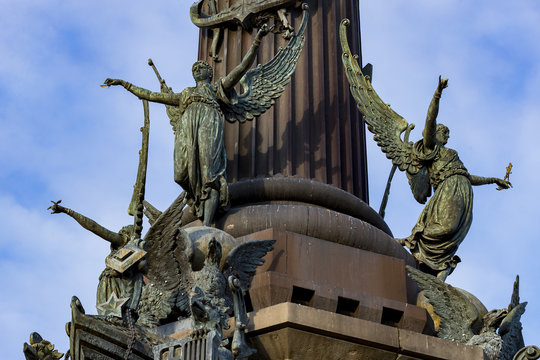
[196, 0, 369, 202]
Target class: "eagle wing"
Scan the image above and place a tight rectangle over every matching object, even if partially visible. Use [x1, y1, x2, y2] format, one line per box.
[500, 276, 527, 360]
[407, 266, 482, 342]
[221, 240, 276, 290]
[143, 192, 191, 291]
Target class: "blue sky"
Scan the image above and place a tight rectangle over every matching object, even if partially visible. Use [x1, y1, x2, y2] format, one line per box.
[1, 1, 538, 358]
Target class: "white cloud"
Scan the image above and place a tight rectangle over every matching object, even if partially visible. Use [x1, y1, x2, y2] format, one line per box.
[1, 0, 539, 358]
[361, 0, 540, 347]
[0, 1, 197, 357]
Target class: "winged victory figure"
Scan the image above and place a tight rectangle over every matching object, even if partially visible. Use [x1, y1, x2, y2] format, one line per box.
[104, 5, 309, 227]
[340, 19, 511, 281]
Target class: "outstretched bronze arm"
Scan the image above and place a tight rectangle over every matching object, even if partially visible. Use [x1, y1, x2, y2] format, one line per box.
[48, 201, 124, 247]
[103, 78, 180, 106]
[469, 175, 511, 189]
[423, 76, 448, 150]
[221, 25, 269, 91]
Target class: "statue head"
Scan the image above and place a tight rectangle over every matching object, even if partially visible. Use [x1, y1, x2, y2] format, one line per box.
[192, 60, 213, 82]
[436, 124, 450, 145]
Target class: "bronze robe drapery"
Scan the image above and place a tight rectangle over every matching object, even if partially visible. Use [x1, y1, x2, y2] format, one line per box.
[96, 245, 136, 311]
[407, 142, 473, 272]
[175, 81, 230, 218]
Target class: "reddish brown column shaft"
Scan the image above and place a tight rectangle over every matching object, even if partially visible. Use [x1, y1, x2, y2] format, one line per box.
[198, 0, 369, 202]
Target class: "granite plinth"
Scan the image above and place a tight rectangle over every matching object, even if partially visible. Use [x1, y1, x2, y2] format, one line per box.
[235, 228, 430, 334]
[245, 303, 487, 360]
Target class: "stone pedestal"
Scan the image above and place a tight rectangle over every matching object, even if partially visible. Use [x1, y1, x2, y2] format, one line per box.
[229, 229, 487, 360]
[246, 303, 487, 360]
[176, 176, 490, 359]
[238, 228, 429, 333]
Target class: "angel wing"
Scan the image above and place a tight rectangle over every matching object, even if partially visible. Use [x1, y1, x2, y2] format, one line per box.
[144, 192, 191, 291]
[406, 266, 483, 342]
[221, 240, 276, 290]
[221, 4, 309, 123]
[340, 19, 431, 203]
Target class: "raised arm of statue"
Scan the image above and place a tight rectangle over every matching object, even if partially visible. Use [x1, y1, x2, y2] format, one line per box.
[221, 25, 269, 91]
[423, 76, 448, 150]
[48, 201, 125, 248]
[103, 79, 180, 106]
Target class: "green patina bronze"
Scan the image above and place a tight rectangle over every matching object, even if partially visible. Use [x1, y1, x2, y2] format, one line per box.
[340, 19, 511, 281]
[29, 4, 540, 359]
[23, 333, 64, 360]
[190, 0, 298, 61]
[407, 267, 528, 360]
[190, 0, 296, 28]
[104, 6, 308, 227]
[48, 201, 142, 313]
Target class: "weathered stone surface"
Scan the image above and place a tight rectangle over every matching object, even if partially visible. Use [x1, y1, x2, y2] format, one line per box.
[399, 329, 488, 360]
[67, 297, 164, 360]
[232, 228, 430, 334]
[252, 327, 398, 360]
[245, 302, 486, 360]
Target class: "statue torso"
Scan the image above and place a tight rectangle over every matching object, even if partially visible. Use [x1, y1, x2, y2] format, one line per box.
[428, 146, 469, 190]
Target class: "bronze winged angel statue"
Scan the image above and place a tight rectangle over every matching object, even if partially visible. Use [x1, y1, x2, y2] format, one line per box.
[104, 5, 309, 227]
[340, 19, 511, 281]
